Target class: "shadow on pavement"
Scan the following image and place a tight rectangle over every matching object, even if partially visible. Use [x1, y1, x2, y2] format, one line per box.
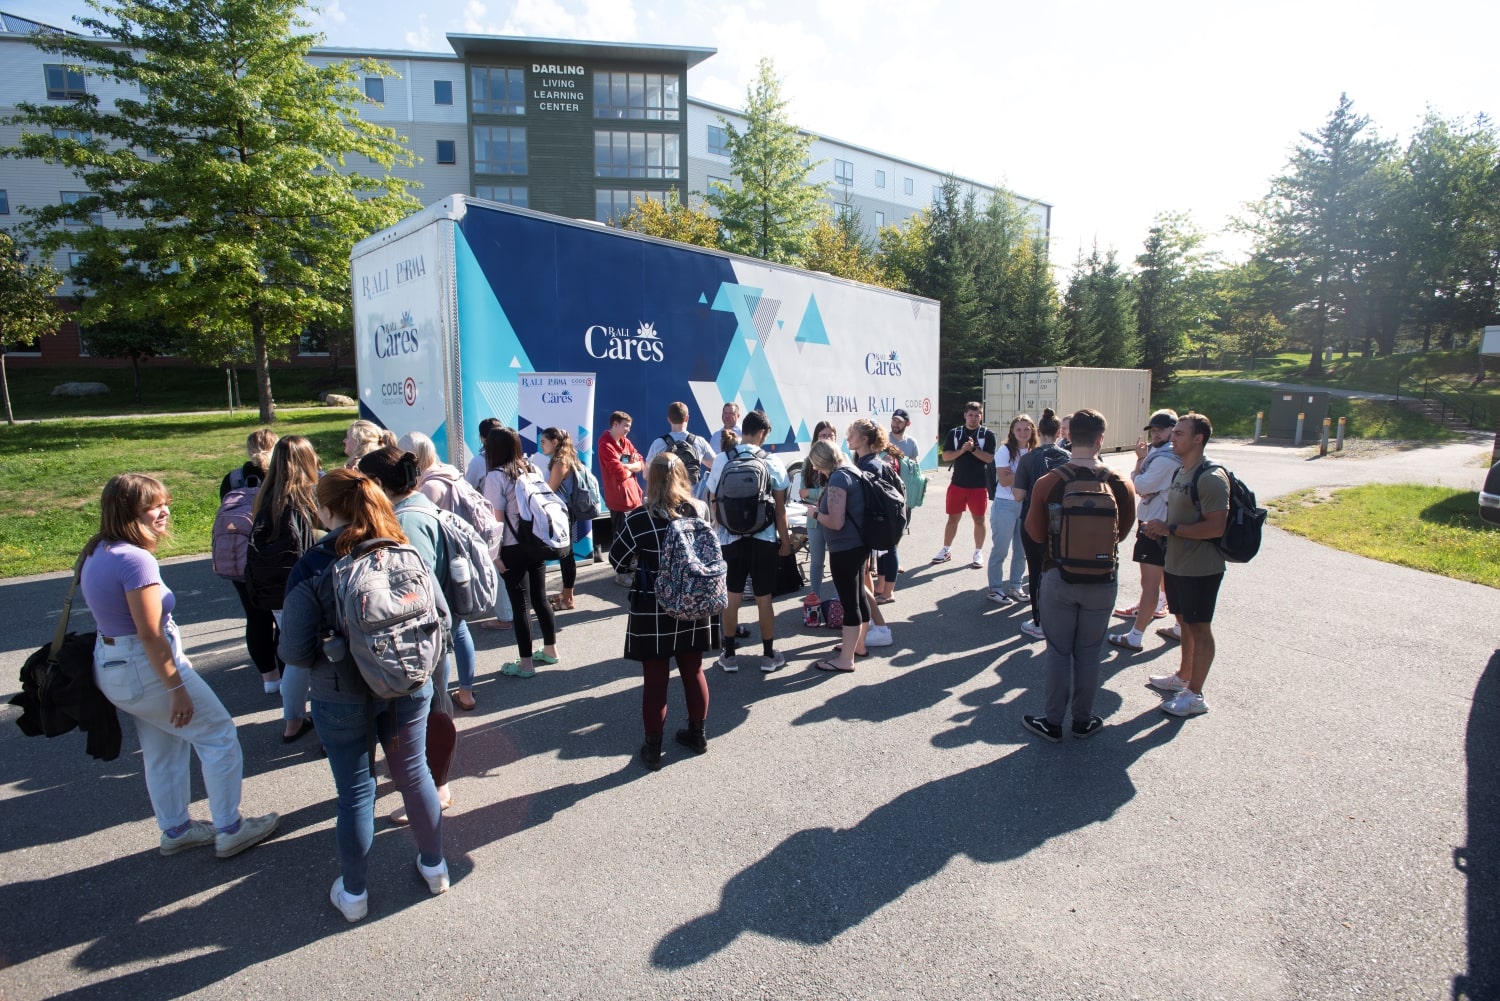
[1454, 649, 1500, 1000]
[650, 703, 1179, 968]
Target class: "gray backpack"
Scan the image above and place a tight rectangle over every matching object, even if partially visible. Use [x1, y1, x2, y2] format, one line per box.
[330, 539, 448, 699]
[430, 508, 500, 621]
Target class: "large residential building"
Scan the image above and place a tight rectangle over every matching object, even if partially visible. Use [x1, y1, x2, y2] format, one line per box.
[0, 12, 1050, 366]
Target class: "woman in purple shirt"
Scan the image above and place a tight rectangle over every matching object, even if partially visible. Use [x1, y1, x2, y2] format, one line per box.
[81, 474, 278, 859]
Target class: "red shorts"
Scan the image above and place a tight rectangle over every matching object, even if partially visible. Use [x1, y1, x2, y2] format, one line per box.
[945, 484, 989, 517]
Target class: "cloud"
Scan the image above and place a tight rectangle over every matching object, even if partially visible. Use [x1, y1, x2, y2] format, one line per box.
[403, 15, 437, 50]
[455, 0, 638, 40]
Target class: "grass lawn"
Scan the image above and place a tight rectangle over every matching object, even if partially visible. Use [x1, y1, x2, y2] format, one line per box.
[1155, 378, 1457, 442]
[4, 364, 357, 420]
[1271, 484, 1500, 588]
[0, 411, 355, 578]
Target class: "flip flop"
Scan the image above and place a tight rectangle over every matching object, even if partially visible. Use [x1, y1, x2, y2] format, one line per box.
[875, 595, 895, 605]
[832, 645, 870, 657]
[814, 659, 855, 673]
[480, 619, 513, 631]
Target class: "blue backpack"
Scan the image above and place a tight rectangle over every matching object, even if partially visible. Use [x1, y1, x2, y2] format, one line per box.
[654, 508, 728, 621]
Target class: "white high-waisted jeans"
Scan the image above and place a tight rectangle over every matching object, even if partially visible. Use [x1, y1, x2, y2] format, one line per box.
[92, 620, 245, 832]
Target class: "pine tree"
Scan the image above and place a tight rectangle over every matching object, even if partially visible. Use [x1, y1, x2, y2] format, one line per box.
[1133, 213, 1212, 389]
[2, 0, 420, 422]
[706, 59, 824, 265]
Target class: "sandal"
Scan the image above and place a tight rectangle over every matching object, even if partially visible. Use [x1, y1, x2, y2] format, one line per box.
[1157, 624, 1182, 642]
[1106, 632, 1143, 652]
[875, 595, 895, 605]
[500, 662, 536, 679]
[452, 690, 477, 711]
[832, 645, 870, 657]
[548, 595, 575, 611]
[814, 659, 855, 673]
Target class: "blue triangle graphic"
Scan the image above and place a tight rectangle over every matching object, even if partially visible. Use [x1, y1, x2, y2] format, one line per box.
[797, 419, 810, 443]
[698, 292, 707, 304]
[795, 294, 830, 344]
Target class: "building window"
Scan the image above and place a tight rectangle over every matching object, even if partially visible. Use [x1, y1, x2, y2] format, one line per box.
[834, 159, 853, 186]
[596, 189, 664, 224]
[932, 184, 943, 202]
[0, 190, 8, 214]
[51, 127, 91, 142]
[707, 175, 733, 192]
[44, 64, 86, 100]
[364, 77, 384, 104]
[904, 177, 914, 195]
[68, 251, 86, 269]
[593, 71, 680, 121]
[875, 169, 886, 189]
[435, 140, 456, 165]
[706, 125, 730, 157]
[475, 185, 528, 207]
[60, 191, 100, 227]
[433, 79, 453, 106]
[594, 131, 680, 179]
[471, 66, 525, 115]
[874, 211, 885, 228]
[473, 126, 527, 175]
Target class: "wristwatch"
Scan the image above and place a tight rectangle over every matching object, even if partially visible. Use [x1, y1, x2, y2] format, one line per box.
[1167, 523, 1178, 536]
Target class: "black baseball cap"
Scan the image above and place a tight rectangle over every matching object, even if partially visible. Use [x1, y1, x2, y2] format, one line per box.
[891, 409, 910, 421]
[1144, 411, 1178, 431]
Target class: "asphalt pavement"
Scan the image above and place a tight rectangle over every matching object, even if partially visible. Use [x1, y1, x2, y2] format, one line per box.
[1, 437, 1496, 1000]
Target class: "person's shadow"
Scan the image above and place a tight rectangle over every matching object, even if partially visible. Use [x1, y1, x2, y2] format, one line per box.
[1454, 650, 1500, 999]
[651, 698, 1178, 967]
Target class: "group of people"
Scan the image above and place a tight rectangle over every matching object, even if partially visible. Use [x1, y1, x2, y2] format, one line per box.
[928, 401, 1231, 742]
[75, 398, 1232, 921]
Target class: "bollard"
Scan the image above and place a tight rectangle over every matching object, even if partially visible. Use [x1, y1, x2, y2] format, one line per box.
[1254, 411, 1263, 442]
[1295, 412, 1306, 447]
[1336, 417, 1346, 452]
[1320, 417, 1330, 456]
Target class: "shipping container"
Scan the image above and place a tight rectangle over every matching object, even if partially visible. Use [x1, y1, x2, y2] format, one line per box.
[981, 367, 1151, 453]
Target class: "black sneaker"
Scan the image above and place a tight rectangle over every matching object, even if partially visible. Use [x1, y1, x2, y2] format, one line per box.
[1022, 715, 1061, 743]
[1072, 716, 1104, 740]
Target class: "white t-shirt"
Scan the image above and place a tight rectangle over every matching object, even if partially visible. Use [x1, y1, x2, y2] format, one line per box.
[994, 446, 1029, 501]
[645, 430, 717, 469]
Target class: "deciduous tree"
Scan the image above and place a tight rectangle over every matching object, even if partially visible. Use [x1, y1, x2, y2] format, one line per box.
[617, 191, 722, 249]
[0, 232, 64, 425]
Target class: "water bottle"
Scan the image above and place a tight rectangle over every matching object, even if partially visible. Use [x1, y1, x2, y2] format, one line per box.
[449, 555, 473, 588]
[322, 632, 347, 663]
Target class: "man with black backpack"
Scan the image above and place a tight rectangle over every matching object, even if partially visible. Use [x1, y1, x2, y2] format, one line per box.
[705, 410, 792, 672]
[1141, 413, 1230, 718]
[646, 402, 716, 499]
[1020, 409, 1135, 743]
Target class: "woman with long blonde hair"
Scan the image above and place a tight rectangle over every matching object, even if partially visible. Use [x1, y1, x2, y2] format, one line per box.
[343, 420, 396, 469]
[609, 452, 719, 769]
[81, 473, 279, 858]
[278, 468, 449, 922]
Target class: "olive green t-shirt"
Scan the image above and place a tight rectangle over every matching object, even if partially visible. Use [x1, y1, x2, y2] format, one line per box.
[1164, 461, 1230, 577]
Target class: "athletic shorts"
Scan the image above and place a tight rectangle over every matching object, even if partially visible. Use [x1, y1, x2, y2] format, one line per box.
[723, 537, 781, 597]
[945, 484, 989, 517]
[1162, 571, 1224, 624]
[1132, 524, 1167, 567]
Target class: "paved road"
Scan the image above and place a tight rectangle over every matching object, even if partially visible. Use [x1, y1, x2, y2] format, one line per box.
[1, 440, 1496, 1000]
[1220, 378, 1399, 401]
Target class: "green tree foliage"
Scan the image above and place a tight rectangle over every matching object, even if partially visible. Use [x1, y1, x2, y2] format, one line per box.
[1062, 245, 1136, 368]
[1132, 213, 1214, 388]
[2, 0, 421, 422]
[1252, 94, 1395, 375]
[706, 59, 824, 264]
[616, 190, 723, 249]
[0, 232, 64, 424]
[802, 213, 889, 287]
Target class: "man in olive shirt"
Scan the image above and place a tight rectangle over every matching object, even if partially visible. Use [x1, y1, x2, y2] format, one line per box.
[1142, 413, 1229, 717]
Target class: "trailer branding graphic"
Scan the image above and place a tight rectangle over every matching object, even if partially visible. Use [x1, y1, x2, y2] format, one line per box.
[374, 311, 421, 358]
[361, 270, 390, 300]
[381, 376, 417, 407]
[584, 321, 664, 362]
[395, 255, 427, 284]
[541, 389, 575, 404]
[865, 350, 903, 377]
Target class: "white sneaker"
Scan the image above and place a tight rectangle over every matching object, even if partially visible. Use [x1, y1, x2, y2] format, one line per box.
[330, 877, 368, 922]
[1003, 585, 1026, 601]
[215, 812, 279, 858]
[1148, 671, 1189, 693]
[1161, 689, 1208, 717]
[717, 654, 739, 673]
[864, 625, 893, 647]
[986, 589, 1013, 604]
[263, 679, 281, 695]
[1019, 621, 1046, 641]
[160, 820, 216, 856]
[970, 549, 984, 568]
[417, 854, 450, 895]
[931, 548, 952, 564]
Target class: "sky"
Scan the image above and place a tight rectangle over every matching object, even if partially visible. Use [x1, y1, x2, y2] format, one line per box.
[10, 0, 1499, 274]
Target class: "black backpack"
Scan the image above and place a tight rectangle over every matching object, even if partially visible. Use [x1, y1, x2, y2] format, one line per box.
[660, 433, 704, 485]
[854, 461, 908, 551]
[1190, 460, 1267, 563]
[244, 507, 314, 611]
[714, 446, 774, 537]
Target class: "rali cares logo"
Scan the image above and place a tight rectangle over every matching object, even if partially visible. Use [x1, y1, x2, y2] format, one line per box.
[585, 320, 664, 362]
[542, 389, 574, 404]
[865, 349, 902, 376]
[374, 311, 419, 359]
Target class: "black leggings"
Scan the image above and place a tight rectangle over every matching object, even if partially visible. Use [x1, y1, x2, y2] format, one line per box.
[559, 550, 577, 590]
[829, 547, 872, 626]
[231, 580, 280, 675]
[501, 545, 556, 658]
[1022, 533, 1047, 626]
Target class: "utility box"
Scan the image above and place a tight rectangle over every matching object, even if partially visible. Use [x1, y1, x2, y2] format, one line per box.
[1267, 391, 1329, 440]
[1481, 325, 1500, 357]
[981, 367, 1150, 453]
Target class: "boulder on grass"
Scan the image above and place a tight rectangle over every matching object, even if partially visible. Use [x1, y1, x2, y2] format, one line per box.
[51, 382, 111, 397]
[322, 393, 356, 407]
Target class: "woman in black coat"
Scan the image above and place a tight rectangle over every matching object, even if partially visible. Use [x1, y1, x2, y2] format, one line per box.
[610, 452, 721, 770]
